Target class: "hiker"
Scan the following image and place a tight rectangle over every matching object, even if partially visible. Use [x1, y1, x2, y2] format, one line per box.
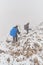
[24, 22, 31, 34]
[10, 25, 20, 43]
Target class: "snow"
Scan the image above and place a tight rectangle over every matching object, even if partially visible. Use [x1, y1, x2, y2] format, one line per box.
[0, 23, 43, 65]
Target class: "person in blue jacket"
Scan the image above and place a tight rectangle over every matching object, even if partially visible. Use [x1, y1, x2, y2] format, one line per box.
[10, 25, 20, 43]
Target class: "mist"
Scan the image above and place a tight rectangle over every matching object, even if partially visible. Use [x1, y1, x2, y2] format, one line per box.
[0, 0, 43, 39]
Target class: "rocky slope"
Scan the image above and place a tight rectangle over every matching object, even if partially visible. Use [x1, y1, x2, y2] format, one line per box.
[0, 23, 43, 65]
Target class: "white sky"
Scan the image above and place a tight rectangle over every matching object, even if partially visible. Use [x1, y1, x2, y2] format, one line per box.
[0, 0, 43, 38]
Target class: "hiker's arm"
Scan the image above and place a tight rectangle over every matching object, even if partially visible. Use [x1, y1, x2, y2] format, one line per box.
[17, 29, 20, 34]
[28, 28, 32, 30]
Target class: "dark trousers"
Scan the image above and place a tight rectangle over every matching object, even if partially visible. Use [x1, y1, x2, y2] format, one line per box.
[16, 35, 18, 42]
[13, 37, 15, 43]
[26, 29, 29, 34]
[13, 35, 18, 43]
[27, 29, 28, 34]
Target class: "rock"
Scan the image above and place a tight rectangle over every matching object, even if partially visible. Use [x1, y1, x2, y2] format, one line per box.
[34, 57, 39, 65]
[7, 58, 10, 63]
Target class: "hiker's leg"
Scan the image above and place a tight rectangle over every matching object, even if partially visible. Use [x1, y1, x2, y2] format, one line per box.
[27, 28, 29, 34]
[13, 37, 15, 43]
[16, 34, 18, 42]
[27, 29, 28, 34]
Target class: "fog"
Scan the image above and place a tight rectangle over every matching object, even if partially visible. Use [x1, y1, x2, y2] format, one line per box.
[0, 0, 43, 39]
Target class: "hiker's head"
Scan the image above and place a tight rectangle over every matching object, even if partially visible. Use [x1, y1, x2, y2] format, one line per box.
[27, 22, 29, 25]
[15, 25, 18, 28]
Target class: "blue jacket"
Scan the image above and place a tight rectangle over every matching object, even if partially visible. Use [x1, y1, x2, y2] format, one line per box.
[10, 27, 18, 37]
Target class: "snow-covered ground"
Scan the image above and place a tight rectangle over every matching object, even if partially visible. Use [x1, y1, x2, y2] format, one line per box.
[0, 23, 43, 65]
